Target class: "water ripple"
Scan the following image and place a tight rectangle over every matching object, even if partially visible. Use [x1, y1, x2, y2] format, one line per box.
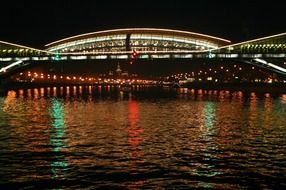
[0, 87, 286, 189]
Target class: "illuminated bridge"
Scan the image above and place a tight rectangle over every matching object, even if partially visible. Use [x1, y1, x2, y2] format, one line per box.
[0, 28, 286, 75]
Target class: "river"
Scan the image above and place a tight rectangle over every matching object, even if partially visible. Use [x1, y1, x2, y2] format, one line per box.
[0, 86, 286, 189]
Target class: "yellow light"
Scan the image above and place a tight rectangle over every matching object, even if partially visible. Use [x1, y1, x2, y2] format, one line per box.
[0, 40, 52, 54]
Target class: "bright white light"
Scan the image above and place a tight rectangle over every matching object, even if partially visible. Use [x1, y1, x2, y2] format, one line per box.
[94, 55, 108, 59]
[173, 54, 193, 58]
[48, 34, 219, 52]
[131, 35, 218, 49]
[58, 49, 204, 56]
[140, 54, 149, 59]
[114, 55, 128, 59]
[70, 56, 87, 60]
[268, 53, 286, 58]
[228, 54, 238, 58]
[254, 58, 267, 64]
[40, 57, 49, 60]
[47, 35, 126, 52]
[17, 57, 30, 61]
[45, 28, 230, 48]
[0, 60, 23, 73]
[267, 62, 286, 73]
[253, 54, 262, 58]
[254, 58, 286, 73]
[60, 56, 68, 60]
[0, 58, 12, 61]
[32, 57, 39, 60]
[151, 54, 170, 58]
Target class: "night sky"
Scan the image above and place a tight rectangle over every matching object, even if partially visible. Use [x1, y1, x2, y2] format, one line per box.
[1, 0, 285, 48]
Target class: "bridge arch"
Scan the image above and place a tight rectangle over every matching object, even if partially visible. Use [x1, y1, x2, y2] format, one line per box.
[45, 28, 231, 55]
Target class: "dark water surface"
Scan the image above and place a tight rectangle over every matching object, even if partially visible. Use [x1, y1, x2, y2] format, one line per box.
[0, 86, 286, 189]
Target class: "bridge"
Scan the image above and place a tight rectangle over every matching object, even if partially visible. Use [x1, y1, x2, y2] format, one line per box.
[0, 28, 286, 76]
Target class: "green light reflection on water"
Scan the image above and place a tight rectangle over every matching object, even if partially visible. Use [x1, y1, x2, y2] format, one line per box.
[204, 101, 216, 130]
[196, 101, 221, 188]
[49, 98, 69, 181]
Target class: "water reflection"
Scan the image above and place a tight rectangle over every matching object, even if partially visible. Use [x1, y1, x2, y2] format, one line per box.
[0, 86, 286, 189]
[125, 100, 145, 189]
[196, 101, 220, 188]
[203, 101, 216, 130]
[49, 99, 69, 179]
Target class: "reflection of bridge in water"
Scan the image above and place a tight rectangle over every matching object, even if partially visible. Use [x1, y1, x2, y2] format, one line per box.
[0, 28, 286, 77]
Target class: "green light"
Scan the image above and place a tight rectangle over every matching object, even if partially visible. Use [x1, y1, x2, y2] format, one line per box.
[208, 51, 215, 58]
[50, 99, 65, 151]
[194, 101, 220, 186]
[54, 52, 61, 61]
[49, 99, 69, 178]
[204, 101, 216, 129]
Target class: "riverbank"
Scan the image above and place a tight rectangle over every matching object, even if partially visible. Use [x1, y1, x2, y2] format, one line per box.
[1, 82, 286, 94]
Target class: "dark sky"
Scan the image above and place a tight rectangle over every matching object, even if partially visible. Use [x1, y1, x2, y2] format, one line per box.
[1, 0, 285, 48]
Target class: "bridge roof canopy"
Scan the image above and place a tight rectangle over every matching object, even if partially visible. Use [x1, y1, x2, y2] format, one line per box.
[45, 28, 231, 54]
[214, 32, 286, 54]
[0, 40, 51, 57]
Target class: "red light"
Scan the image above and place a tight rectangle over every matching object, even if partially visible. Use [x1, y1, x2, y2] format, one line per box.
[132, 50, 138, 58]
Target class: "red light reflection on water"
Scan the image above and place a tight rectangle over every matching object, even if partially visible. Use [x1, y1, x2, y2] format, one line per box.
[125, 100, 145, 189]
[128, 101, 144, 147]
